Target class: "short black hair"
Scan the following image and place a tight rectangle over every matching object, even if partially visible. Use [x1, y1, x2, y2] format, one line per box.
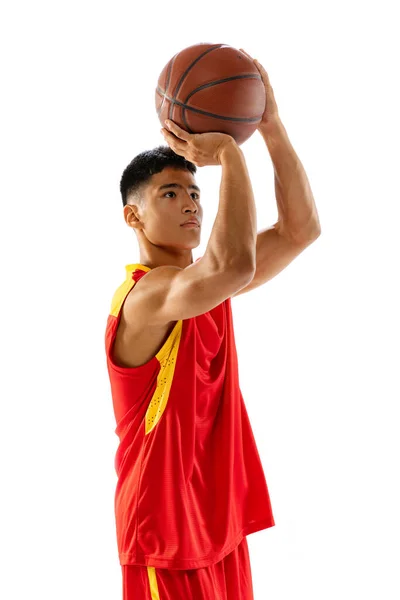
[120, 145, 197, 207]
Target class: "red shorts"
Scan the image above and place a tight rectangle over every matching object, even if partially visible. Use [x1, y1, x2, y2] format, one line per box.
[121, 536, 254, 600]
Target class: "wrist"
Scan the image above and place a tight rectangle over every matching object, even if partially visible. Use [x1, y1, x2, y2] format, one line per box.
[258, 119, 292, 155]
[218, 138, 242, 164]
[258, 117, 286, 138]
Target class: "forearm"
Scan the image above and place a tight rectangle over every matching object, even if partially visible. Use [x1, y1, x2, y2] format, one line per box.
[206, 140, 257, 270]
[259, 120, 321, 243]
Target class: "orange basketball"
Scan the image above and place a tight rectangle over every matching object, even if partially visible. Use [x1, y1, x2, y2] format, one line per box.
[155, 43, 266, 146]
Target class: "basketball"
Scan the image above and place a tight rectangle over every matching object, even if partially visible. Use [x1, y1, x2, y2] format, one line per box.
[155, 43, 266, 146]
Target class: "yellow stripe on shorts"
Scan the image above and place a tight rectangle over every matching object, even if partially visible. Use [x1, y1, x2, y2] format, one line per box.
[147, 566, 160, 600]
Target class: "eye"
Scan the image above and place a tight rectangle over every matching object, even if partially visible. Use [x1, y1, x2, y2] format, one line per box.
[164, 192, 200, 200]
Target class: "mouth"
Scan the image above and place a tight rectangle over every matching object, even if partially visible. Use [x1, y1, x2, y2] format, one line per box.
[181, 222, 200, 228]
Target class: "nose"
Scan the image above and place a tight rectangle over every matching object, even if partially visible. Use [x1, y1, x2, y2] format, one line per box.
[183, 196, 199, 213]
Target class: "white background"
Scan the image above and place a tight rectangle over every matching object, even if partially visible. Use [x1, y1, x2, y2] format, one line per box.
[1, 1, 399, 598]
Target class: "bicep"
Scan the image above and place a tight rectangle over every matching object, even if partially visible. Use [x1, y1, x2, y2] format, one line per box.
[126, 261, 254, 326]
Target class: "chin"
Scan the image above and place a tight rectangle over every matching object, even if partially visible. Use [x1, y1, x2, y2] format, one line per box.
[184, 240, 201, 250]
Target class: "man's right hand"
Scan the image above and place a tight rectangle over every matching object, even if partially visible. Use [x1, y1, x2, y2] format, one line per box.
[161, 119, 236, 167]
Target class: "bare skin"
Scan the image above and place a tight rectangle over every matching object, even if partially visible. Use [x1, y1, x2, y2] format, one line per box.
[124, 166, 204, 271]
[112, 89, 321, 368]
[112, 315, 177, 368]
[114, 166, 205, 368]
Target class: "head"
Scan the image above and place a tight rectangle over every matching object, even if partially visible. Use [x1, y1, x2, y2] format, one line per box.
[120, 145, 203, 265]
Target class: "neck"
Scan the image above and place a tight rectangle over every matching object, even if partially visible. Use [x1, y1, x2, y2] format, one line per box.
[138, 243, 194, 270]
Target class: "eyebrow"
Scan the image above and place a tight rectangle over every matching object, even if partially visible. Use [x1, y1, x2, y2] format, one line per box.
[158, 183, 200, 193]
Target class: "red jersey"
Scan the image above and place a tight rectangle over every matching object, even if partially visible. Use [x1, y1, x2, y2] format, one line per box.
[105, 262, 275, 570]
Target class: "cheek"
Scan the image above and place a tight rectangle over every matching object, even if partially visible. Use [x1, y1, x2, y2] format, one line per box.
[149, 208, 177, 230]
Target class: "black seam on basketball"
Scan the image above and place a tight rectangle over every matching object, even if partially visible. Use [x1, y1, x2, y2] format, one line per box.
[182, 110, 193, 134]
[157, 56, 176, 117]
[168, 44, 224, 120]
[156, 87, 262, 123]
[184, 73, 261, 104]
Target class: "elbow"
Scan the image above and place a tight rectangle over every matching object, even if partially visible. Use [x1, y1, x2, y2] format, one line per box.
[230, 256, 256, 282]
[290, 224, 321, 245]
[310, 225, 322, 241]
[307, 217, 322, 241]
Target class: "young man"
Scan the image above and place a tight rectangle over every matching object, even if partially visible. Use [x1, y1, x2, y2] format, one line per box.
[105, 54, 321, 599]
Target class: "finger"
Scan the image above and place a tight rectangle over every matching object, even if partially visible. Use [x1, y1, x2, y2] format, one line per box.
[161, 128, 188, 155]
[251, 58, 270, 84]
[257, 64, 271, 86]
[253, 58, 265, 72]
[239, 48, 254, 60]
[164, 119, 191, 141]
[161, 127, 186, 145]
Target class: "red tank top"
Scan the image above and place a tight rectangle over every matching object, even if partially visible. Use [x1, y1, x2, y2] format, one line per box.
[104, 262, 275, 569]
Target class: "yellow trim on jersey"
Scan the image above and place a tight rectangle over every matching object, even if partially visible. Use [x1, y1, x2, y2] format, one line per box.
[108, 263, 183, 436]
[147, 566, 160, 600]
[109, 264, 152, 317]
[109, 279, 135, 318]
[145, 319, 182, 434]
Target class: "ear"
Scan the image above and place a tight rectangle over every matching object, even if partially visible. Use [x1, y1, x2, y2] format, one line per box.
[124, 204, 143, 231]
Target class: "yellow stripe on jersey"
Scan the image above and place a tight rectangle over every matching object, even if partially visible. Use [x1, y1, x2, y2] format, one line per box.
[108, 263, 183, 436]
[109, 264, 152, 316]
[145, 320, 182, 434]
[147, 566, 160, 600]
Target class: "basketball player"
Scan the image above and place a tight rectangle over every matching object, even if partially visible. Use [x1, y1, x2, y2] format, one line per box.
[105, 53, 321, 599]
